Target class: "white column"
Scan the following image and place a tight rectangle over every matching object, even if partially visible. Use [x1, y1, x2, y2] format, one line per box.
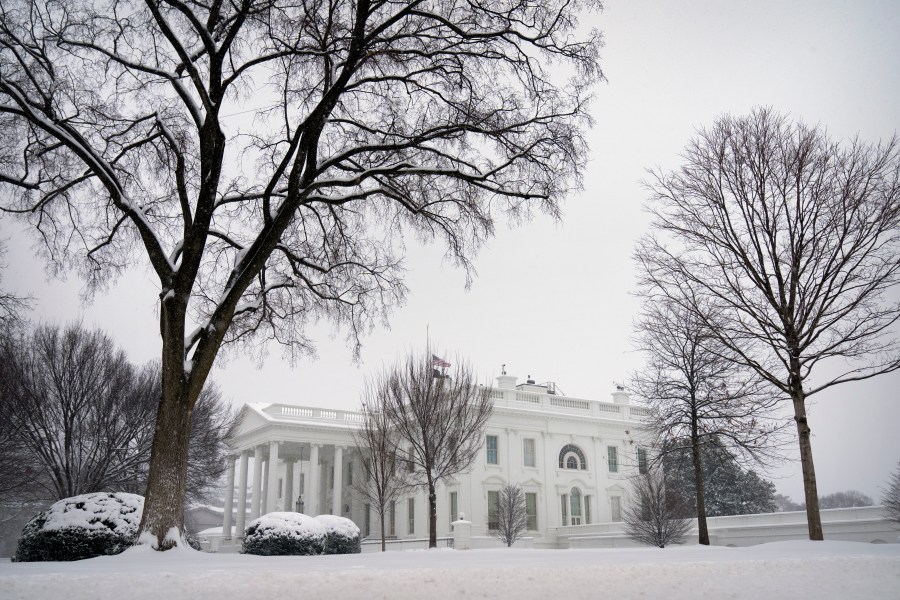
[266, 441, 280, 514]
[332, 445, 344, 515]
[251, 445, 263, 519]
[284, 459, 295, 512]
[222, 457, 236, 539]
[236, 450, 249, 536]
[309, 443, 320, 516]
[261, 461, 269, 513]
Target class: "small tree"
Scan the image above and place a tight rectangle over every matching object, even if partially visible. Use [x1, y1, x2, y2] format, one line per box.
[630, 297, 786, 544]
[381, 350, 492, 548]
[882, 462, 900, 526]
[493, 483, 527, 547]
[640, 108, 900, 539]
[623, 469, 692, 548]
[351, 382, 409, 552]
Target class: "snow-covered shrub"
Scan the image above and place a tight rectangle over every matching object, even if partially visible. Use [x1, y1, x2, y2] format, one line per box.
[315, 515, 361, 554]
[241, 512, 326, 556]
[13, 492, 144, 562]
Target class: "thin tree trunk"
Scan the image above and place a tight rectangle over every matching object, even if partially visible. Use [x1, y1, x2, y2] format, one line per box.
[380, 513, 386, 551]
[428, 480, 437, 548]
[792, 391, 823, 540]
[691, 430, 710, 545]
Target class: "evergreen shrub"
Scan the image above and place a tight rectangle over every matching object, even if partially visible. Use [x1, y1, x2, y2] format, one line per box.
[315, 514, 361, 554]
[241, 512, 326, 556]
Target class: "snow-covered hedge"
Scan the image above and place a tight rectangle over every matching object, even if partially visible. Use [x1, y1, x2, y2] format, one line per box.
[241, 512, 326, 556]
[14, 492, 144, 562]
[315, 514, 361, 555]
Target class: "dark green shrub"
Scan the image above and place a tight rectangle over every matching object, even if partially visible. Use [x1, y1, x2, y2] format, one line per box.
[13, 493, 143, 562]
[315, 514, 361, 554]
[241, 512, 326, 556]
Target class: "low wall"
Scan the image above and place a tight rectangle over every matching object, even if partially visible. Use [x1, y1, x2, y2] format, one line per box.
[556, 506, 899, 549]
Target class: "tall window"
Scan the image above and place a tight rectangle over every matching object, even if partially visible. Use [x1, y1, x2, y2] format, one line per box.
[523, 438, 536, 468]
[585, 495, 592, 525]
[525, 492, 538, 530]
[407, 447, 415, 473]
[487, 490, 500, 530]
[486, 435, 499, 465]
[607, 446, 618, 473]
[347, 461, 353, 485]
[408, 498, 415, 535]
[637, 447, 648, 474]
[450, 491, 458, 524]
[561, 493, 568, 525]
[364, 504, 371, 537]
[570, 488, 582, 525]
[558, 444, 587, 470]
[389, 501, 396, 535]
[610, 496, 622, 522]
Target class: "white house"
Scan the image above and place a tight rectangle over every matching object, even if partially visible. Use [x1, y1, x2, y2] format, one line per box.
[222, 374, 650, 548]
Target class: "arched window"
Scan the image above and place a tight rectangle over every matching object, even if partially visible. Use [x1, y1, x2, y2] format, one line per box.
[558, 444, 587, 470]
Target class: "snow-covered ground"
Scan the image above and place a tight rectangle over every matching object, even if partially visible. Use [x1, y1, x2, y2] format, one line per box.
[1, 541, 897, 599]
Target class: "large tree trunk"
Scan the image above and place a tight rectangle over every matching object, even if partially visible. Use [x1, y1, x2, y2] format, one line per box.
[792, 391, 823, 540]
[691, 431, 710, 545]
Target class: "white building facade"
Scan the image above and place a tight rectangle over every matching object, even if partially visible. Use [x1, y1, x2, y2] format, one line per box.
[222, 374, 650, 548]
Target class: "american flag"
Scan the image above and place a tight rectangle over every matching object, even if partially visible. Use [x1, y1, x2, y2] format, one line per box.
[432, 354, 451, 369]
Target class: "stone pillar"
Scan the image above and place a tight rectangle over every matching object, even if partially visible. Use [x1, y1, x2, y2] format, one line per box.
[222, 457, 236, 539]
[266, 441, 280, 514]
[309, 443, 320, 516]
[284, 460, 294, 513]
[451, 515, 472, 550]
[332, 445, 344, 515]
[261, 461, 269, 514]
[236, 450, 249, 537]
[251, 445, 263, 519]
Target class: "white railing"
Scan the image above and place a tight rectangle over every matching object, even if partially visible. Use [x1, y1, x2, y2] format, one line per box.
[550, 397, 590, 410]
[515, 392, 541, 404]
[486, 388, 644, 421]
[274, 405, 366, 424]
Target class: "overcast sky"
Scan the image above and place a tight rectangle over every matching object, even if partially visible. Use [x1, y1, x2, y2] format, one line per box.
[2, 0, 899, 504]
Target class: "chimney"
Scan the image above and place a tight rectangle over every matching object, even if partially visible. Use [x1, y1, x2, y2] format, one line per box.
[496, 374, 517, 390]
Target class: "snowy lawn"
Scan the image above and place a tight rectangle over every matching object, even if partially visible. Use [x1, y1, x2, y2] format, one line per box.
[1, 541, 897, 600]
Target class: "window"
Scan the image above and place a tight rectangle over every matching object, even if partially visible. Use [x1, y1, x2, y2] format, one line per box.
[561, 494, 568, 525]
[408, 498, 415, 535]
[525, 492, 538, 530]
[450, 491, 458, 524]
[389, 501, 396, 536]
[364, 504, 371, 537]
[487, 490, 500, 530]
[407, 447, 415, 473]
[570, 488, 582, 525]
[486, 435, 499, 465]
[347, 461, 353, 485]
[585, 495, 592, 525]
[610, 496, 622, 522]
[641, 499, 651, 521]
[558, 444, 587, 470]
[637, 447, 648, 475]
[607, 446, 618, 473]
[523, 438, 536, 468]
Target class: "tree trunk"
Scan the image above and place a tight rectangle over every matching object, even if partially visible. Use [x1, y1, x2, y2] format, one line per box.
[428, 480, 437, 548]
[380, 513, 386, 551]
[140, 388, 194, 549]
[792, 392, 823, 540]
[691, 433, 710, 545]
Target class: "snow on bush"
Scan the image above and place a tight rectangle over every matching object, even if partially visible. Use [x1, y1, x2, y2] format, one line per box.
[241, 512, 326, 556]
[14, 492, 144, 562]
[315, 515, 361, 555]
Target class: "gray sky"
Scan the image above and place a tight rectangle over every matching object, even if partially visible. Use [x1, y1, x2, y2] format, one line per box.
[2, 0, 899, 504]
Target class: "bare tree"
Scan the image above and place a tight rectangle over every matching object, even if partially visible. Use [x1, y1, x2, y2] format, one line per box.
[623, 469, 692, 548]
[0, 0, 602, 549]
[882, 462, 900, 526]
[351, 382, 409, 552]
[493, 483, 527, 547]
[0, 322, 235, 503]
[818, 490, 873, 509]
[381, 350, 492, 548]
[630, 297, 786, 544]
[638, 107, 900, 540]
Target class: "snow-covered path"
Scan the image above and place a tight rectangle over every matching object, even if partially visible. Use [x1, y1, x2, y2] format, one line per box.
[1, 541, 898, 600]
